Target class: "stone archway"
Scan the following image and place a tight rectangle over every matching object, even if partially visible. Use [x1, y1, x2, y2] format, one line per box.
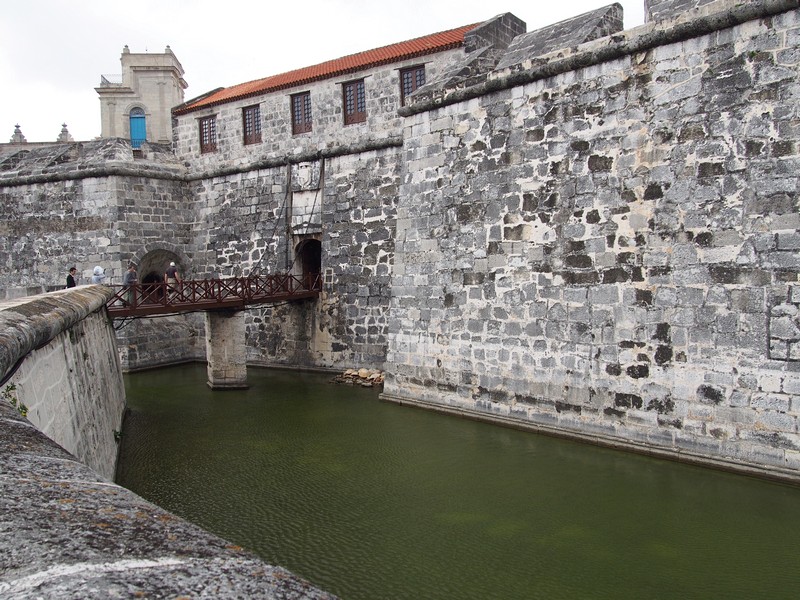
[295, 238, 321, 286]
[136, 248, 182, 293]
[114, 248, 196, 373]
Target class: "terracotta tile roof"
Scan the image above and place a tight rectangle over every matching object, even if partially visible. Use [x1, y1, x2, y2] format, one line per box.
[174, 22, 479, 115]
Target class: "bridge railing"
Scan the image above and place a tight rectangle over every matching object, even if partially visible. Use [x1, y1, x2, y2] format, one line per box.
[106, 272, 322, 317]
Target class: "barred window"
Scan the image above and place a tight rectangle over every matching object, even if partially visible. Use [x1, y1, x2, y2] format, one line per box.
[291, 92, 312, 135]
[400, 65, 426, 106]
[343, 79, 366, 125]
[242, 105, 261, 145]
[199, 115, 217, 153]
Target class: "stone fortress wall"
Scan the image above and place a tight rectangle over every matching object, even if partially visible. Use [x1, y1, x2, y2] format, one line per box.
[182, 147, 405, 369]
[0, 140, 205, 370]
[0, 0, 798, 481]
[382, 0, 800, 481]
[169, 16, 526, 369]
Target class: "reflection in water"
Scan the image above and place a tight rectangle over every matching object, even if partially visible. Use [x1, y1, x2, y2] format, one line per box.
[117, 364, 800, 600]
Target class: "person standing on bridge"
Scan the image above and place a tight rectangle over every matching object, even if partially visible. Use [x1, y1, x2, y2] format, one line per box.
[123, 263, 138, 306]
[165, 261, 181, 300]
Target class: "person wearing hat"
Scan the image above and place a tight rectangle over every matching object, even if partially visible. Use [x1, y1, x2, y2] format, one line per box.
[91, 266, 106, 284]
[165, 261, 181, 301]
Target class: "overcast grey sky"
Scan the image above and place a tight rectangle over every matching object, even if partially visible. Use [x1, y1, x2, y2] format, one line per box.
[1, 1, 646, 143]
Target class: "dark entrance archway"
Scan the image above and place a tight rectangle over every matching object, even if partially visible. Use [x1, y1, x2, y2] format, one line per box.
[136, 248, 182, 302]
[295, 239, 321, 287]
[141, 271, 161, 284]
[141, 270, 164, 302]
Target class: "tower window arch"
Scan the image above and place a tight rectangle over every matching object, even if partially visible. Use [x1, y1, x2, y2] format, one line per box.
[129, 107, 146, 148]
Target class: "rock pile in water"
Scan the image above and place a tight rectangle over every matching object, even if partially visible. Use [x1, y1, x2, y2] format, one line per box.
[332, 368, 384, 387]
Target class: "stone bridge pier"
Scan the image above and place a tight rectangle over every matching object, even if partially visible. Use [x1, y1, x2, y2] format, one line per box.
[205, 309, 248, 390]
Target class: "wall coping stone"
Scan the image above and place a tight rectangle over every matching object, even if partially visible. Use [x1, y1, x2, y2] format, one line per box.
[0, 138, 403, 186]
[184, 136, 404, 182]
[0, 161, 188, 187]
[0, 286, 113, 384]
[399, 0, 799, 116]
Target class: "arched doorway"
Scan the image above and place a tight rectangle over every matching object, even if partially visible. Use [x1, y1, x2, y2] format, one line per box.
[136, 249, 182, 301]
[141, 270, 164, 302]
[129, 107, 146, 148]
[295, 239, 321, 287]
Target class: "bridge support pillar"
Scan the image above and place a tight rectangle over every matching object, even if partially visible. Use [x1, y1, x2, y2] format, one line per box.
[205, 310, 248, 390]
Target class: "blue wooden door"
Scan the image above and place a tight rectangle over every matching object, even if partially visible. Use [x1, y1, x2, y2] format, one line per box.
[130, 108, 146, 148]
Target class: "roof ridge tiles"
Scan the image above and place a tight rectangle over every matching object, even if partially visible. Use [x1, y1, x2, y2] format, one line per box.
[174, 22, 480, 115]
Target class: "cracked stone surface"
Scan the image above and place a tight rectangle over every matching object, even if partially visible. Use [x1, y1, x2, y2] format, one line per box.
[0, 400, 336, 599]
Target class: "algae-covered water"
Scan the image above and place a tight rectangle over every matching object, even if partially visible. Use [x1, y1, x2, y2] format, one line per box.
[116, 364, 800, 600]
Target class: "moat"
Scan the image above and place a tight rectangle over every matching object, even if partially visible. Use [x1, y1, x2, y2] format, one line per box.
[116, 364, 800, 600]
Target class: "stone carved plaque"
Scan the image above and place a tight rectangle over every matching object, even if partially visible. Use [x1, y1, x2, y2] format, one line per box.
[290, 161, 320, 191]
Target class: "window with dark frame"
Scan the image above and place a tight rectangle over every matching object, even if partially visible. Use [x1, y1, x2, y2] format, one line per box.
[400, 65, 426, 106]
[342, 79, 366, 125]
[291, 92, 312, 134]
[242, 105, 262, 145]
[199, 115, 217, 153]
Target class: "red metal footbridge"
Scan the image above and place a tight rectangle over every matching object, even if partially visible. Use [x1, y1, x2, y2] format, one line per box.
[106, 272, 321, 318]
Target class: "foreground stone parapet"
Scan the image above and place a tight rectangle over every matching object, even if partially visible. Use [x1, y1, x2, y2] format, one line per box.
[0, 290, 335, 598]
[0, 399, 336, 599]
[0, 286, 125, 480]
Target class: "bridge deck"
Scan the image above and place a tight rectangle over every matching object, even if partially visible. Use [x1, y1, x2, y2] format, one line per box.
[106, 273, 321, 318]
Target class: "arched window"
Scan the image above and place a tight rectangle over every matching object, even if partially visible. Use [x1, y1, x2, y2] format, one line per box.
[129, 107, 146, 149]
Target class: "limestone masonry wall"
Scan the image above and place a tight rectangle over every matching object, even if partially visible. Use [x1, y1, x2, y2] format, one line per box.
[192, 147, 401, 369]
[383, 1, 800, 482]
[0, 286, 125, 479]
[0, 140, 186, 296]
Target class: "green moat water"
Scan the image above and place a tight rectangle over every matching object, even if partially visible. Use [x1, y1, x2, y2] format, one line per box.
[116, 364, 800, 600]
